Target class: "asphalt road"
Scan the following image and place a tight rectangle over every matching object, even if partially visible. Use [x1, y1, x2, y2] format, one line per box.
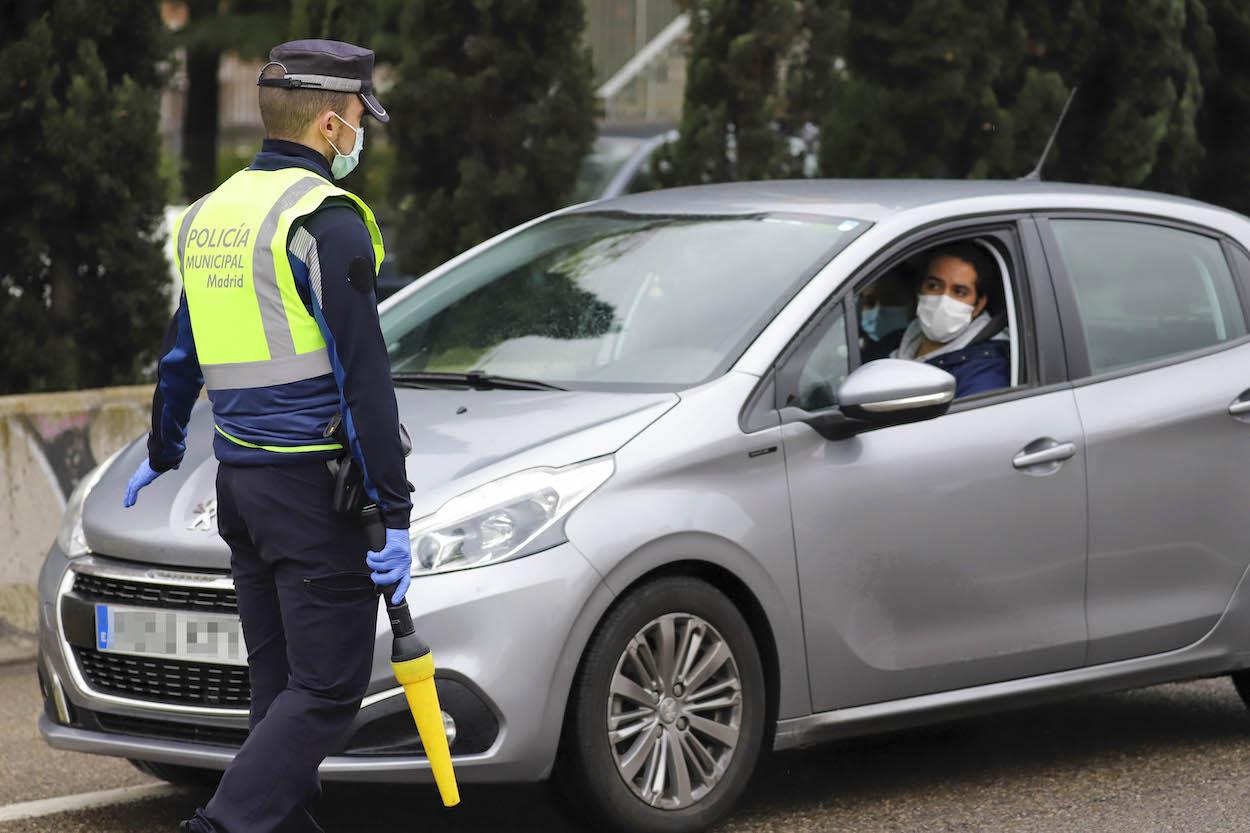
[4, 659, 1250, 832]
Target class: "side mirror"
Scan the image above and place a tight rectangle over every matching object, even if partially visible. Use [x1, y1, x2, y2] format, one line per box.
[837, 359, 956, 425]
[778, 359, 956, 442]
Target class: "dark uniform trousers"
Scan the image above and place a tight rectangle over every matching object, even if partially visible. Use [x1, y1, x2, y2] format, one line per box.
[187, 461, 379, 833]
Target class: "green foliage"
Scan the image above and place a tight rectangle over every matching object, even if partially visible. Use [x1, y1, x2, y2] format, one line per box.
[658, 0, 799, 185]
[387, 0, 597, 277]
[1192, 0, 1250, 214]
[216, 143, 258, 186]
[783, 0, 847, 136]
[1029, 0, 1207, 190]
[814, 0, 1043, 179]
[0, 0, 170, 394]
[178, 0, 291, 60]
[290, 0, 404, 53]
[797, 0, 1212, 187]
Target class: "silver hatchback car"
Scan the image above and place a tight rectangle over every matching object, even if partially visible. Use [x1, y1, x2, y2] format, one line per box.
[37, 180, 1250, 832]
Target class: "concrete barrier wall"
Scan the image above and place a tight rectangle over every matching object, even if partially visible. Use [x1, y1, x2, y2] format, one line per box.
[0, 385, 152, 662]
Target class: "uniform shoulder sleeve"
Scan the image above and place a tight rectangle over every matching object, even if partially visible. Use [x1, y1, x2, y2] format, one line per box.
[299, 204, 412, 527]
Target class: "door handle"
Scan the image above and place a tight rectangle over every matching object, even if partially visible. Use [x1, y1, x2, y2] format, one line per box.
[1012, 440, 1077, 470]
[1230, 397, 1250, 417]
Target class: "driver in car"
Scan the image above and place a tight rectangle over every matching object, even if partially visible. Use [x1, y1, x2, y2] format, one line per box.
[891, 243, 1011, 398]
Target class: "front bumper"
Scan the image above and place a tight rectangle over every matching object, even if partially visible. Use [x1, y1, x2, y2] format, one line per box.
[36, 539, 612, 783]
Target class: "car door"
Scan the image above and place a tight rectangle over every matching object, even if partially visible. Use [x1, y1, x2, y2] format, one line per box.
[1038, 215, 1250, 665]
[777, 219, 1090, 712]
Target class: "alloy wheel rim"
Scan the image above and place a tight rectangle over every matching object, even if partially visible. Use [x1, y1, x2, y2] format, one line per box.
[606, 612, 743, 809]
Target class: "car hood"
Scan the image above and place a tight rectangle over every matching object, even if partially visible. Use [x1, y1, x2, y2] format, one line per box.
[82, 387, 678, 569]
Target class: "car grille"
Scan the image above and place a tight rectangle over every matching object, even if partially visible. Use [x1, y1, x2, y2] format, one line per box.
[73, 647, 250, 709]
[94, 712, 249, 747]
[73, 573, 238, 614]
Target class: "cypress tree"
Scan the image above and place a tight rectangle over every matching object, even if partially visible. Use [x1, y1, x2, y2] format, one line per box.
[0, 0, 170, 394]
[386, 0, 597, 277]
[815, 0, 1030, 179]
[1025, 0, 1205, 190]
[786, 0, 847, 127]
[290, 0, 401, 51]
[811, 0, 1207, 189]
[292, 0, 360, 39]
[780, 0, 848, 176]
[1192, 0, 1250, 213]
[658, 0, 799, 185]
[1142, 0, 1209, 194]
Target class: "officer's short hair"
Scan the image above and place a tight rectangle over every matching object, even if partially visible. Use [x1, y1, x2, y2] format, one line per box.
[258, 64, 355, 140]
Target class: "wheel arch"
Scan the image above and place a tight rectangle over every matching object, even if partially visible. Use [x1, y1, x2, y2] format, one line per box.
[543, 543, 801, 776]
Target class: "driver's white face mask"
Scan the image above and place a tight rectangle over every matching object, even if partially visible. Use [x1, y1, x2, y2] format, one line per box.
[916, 293, 974, 343]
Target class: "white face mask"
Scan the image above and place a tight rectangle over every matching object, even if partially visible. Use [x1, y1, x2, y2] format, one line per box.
[327, 112, 364, 180]
[916, 293, 975, 343]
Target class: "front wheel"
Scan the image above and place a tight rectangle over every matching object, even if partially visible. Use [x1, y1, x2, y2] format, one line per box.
[554, 576, 766, 833]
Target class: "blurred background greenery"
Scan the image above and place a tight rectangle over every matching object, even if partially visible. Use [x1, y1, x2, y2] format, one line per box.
[2, 0, 1248, 393]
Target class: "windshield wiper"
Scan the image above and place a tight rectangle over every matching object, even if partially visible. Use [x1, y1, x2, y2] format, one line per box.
[391, 370, 567, 391]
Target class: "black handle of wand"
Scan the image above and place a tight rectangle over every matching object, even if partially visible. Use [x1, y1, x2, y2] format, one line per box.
[361, 503, 416, 641]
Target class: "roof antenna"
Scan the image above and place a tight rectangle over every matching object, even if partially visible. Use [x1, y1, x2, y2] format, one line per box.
[1021, 86, 1077, 181]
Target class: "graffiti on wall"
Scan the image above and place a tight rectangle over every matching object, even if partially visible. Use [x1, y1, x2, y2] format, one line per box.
[16, 412, 101, 504]
[0, 389, 151, 657]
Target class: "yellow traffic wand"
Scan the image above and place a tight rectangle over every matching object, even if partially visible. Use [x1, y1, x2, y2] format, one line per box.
[364, 507, 461, 807]
[383, 590, 460, 807]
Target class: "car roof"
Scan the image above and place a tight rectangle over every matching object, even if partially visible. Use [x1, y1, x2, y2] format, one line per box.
[574, 178, 1240, 224]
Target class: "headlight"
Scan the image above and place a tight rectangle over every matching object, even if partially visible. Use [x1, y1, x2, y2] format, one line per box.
[56, 447, 124, 557]
[410, 455, 614, 575]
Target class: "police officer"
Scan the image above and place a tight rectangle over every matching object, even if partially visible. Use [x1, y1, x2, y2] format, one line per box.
[123, 39, 413, 833]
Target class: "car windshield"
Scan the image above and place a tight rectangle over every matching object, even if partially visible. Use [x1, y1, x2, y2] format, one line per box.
[380, 211, 868, 391]
[570, 138, 647, 203]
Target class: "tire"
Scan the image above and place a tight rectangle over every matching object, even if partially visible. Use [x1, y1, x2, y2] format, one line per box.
[1232, 670, 1250, 709]
[554, 576, 766, 833]
[128, 758, 223, 788]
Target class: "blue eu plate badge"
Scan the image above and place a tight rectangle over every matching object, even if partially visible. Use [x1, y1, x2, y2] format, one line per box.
[95, 603, 109, 650]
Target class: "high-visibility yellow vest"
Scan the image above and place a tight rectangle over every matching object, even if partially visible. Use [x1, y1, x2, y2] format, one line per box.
[175, 167, 384, 393]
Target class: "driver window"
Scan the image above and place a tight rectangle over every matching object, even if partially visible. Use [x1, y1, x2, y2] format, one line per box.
[778, 235, 1023, 413]
[855, 238, 1019, 400]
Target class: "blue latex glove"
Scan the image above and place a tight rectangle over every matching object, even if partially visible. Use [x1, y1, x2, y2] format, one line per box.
[123, 460, 161, 508]
[366, 528, 412, 605]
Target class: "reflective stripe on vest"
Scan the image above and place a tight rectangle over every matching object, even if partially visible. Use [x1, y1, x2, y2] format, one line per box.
[177, 168, 385, 393]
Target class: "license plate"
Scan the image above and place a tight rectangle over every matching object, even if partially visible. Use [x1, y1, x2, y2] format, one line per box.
[95, 604, 248, 666]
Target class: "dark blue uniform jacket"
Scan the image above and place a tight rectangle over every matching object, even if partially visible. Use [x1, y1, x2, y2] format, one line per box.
[147, 140, 413, 529]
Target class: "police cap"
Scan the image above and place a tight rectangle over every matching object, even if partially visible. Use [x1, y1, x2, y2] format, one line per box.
[258, 39, 389, 124]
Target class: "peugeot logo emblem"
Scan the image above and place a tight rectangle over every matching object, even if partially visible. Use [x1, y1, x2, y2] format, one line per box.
[187, 498, 218, 532]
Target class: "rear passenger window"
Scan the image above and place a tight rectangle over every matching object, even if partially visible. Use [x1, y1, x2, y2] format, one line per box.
[1051, 220, 1246, 374]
